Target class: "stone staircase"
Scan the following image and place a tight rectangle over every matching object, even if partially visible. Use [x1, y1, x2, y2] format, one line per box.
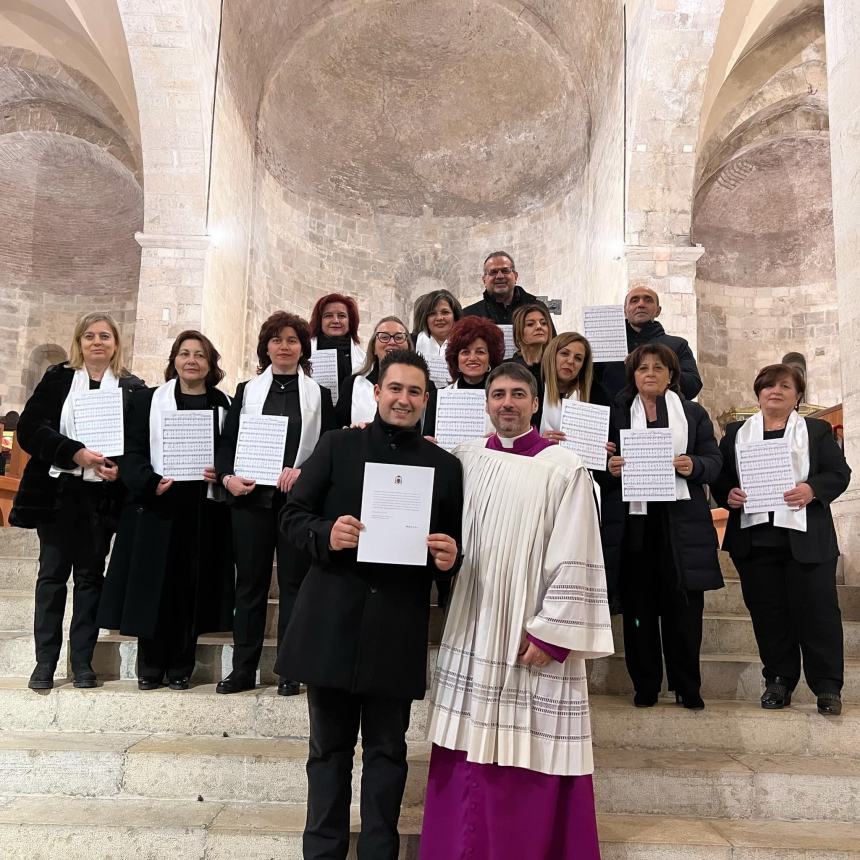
[0, 527, 858, 858]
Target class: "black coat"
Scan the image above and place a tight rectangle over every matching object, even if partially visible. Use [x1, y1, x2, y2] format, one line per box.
[10, 363, 145, 528]
[609, 396, 724, 592]
[276, 416, 464, 700]
[97, 384, 234, 639]
[462, 285, 557, 334]
[711, 418, 851, 564]
[596, 321, 703, 402]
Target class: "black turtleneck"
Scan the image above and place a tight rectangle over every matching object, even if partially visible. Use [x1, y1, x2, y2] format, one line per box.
[317, 333, 354, 383]
[455, 373, 488, 390]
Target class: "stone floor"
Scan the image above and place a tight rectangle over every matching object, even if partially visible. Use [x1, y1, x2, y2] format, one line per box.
[0, 526, 858, 858]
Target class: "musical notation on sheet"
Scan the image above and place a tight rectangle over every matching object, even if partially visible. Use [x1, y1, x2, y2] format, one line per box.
[72, 389, 124, 457]
[737, 439, 796, 515]
[435, 389, 486, 451]
[161, 411, 213, 482]
[234, 414, 289, 486]
[620, 428, 676, 502]
[559, 400, 611, 471]
[583, 305, 628, 363]
[310, 349, 339, 406]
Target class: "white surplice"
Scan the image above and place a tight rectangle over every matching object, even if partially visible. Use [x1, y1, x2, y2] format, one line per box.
[427, 440, 614, 777]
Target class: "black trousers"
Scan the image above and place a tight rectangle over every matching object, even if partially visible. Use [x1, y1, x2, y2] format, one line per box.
[34, 478, 113, 668]
[137, 521, 198, 682]
[621, 512, 704, 698]
[304, 685, 412, 860]
[733, 546, 843, 694]
[230, 502, 309, 677]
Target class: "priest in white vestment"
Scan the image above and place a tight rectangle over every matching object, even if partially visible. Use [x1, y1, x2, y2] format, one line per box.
[421, 361, 614, 860]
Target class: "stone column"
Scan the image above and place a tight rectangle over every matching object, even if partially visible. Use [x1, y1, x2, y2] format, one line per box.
[625, 244, 705, 351]
[824, 0, 860, 585]
[132, 233, 211, 386]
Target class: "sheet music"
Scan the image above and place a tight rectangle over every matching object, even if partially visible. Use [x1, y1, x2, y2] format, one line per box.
[559, 400, 611, 471]
[435, 389, 487, 451]
[498, 324, 516, 359]
[72, 389, 124, 457]
[583, 305, 628, 363]
[736, 439, 796, 515]
[357, 462, 435, 565]
[234, 414, 289, 486]
[161, 411, 213, 482]
[310, 349, 339, 406]
[620, 428, 676, 502]
[428, 355, 451, 389]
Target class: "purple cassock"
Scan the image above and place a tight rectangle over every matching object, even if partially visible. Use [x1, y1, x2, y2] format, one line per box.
[419, 428, 602, 860]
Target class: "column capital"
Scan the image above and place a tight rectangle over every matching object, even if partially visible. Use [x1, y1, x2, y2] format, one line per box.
[625, 244, 705, 264]
[135, 232, 211, 251]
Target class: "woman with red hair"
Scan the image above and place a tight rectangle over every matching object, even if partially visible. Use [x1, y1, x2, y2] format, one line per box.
[444, 317, 505, 390]
[309, 293, 366, 385]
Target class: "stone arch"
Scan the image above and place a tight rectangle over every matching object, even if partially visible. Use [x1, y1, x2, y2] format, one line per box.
[22, 344, 67, 402]
[393, 252, 464, 327]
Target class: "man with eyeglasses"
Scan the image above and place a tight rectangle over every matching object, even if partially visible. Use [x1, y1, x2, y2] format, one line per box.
[462, 252, 555, 333]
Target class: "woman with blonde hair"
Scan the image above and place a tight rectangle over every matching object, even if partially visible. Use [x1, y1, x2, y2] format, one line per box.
[11, 312, 145, 690]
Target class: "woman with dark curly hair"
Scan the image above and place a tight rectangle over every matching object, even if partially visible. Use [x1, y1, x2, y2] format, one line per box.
[309, 292, 365, 385]
[444, 316, 505, 390]
[99, 330, 233, 690]
[214, 311, 336, 696]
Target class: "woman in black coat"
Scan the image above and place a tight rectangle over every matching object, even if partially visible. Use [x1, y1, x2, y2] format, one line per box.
[711, 363, 851, 716]
[11, 312, 145, 690]
[608, 343, 723, 710]
[98, 330, 234, 690]
[214, 311, 335, 697]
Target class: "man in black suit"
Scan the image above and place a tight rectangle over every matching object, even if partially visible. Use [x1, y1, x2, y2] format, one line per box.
[278, 350, 464, 860]
[462, 251, 555, 331]
[598, 286, 703, 402]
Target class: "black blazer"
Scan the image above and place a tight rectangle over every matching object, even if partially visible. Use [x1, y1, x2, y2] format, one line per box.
[711, 418, 851, 564]
[609, 396, 724, 592]
[276, 416, 464, 700]
[10, 363, 145, 528]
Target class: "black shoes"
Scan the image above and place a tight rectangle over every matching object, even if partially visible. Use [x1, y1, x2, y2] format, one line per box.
[216, 672, 256, 694]
[72, 664, 98, 689]
[278, 678, 301, 696]
[138, 677, 163, 690]
[761, 677, 792, 710]
[633, 691, 658, 708]
[168, 677, 190, 691]
[28, 662, 56, 690]
[817, 692, 842, 716]
[675, 692, 705, 711]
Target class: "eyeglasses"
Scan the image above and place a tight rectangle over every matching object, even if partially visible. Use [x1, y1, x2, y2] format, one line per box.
[484, 267, 514, 277]
[376, 332, 408, 344]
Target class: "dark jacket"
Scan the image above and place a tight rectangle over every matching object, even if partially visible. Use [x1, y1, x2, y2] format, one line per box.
[462, 285, 557, 334]
[597, 321, 703, 402]
[276, 415, 464, 700]
[214, 377, 335, 508]
[711, 418, 851, 564]
[610, 396, 724, 592]
[97, 384, 234, 639]
[10, 363, 145, 528]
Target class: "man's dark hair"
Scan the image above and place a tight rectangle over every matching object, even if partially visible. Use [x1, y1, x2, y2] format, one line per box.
[486, 361, 538, 399]
[483, 251, 516, 271]
[378, 349, 430, 392]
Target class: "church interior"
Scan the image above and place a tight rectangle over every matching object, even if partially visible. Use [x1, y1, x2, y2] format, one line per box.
[0, 0, 858, 855]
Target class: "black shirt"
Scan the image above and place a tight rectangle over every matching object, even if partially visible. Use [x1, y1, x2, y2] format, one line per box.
[264, 374, 303, 468]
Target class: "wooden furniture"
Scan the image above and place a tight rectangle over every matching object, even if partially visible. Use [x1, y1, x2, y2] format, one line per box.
[0, 430, 29, 527]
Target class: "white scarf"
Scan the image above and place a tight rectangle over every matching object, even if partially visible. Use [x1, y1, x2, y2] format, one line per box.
[629, 390, 690, 515]
[148, 379, 227, 498]
[243, 365, 321, 468]
[415, 331, 447, 359]
[351, 373, 378, 426]
[49, 366, 119, 482]
[539, 389, 579, 435]
[737, 410, 809, 532]
[311, 336, 365, 374]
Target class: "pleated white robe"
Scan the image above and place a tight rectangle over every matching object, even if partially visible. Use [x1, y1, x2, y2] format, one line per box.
[427, 439, 614, 777]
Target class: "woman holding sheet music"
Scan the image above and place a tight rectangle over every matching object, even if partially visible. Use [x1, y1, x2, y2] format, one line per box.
[607, 343, 722, 710]
[711, 364, 850, 716]
[412, 289, 463, 388]
[309, 293, 366, 384]
[11, 312, 144, 691]
[215, 311, 335, 696]
[98, 331, 233, 691]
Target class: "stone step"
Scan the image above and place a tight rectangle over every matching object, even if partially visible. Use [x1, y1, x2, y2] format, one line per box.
[609, 612, 860, 658]
[0, 527, 40, 558]
[0, 680, 857, 757]
[0, 731, 857, 821]
[0, 797, 856, 859]
[2, 632, 858, 703]
[704, 579, 860, 620]
[0, 557, 37, 591]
